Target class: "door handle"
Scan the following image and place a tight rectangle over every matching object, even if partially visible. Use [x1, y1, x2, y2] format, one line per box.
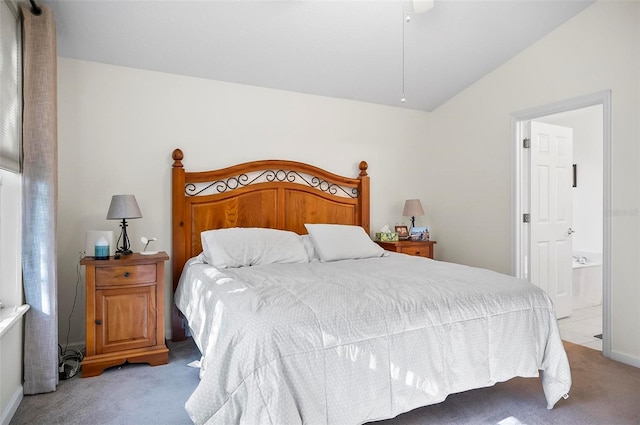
[567, 228, 575, 235]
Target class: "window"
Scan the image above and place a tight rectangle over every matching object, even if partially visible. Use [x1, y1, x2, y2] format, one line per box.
[0, 0, 21, 173]
[0, 0, 22, 308]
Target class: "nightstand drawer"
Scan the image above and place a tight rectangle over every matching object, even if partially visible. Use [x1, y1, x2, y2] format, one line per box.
[375, 240, 436, 259]
[95, 264, 157, 286]
[400, 246, 431, 258]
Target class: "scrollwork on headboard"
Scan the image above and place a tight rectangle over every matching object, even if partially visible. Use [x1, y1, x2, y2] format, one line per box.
[184, 169, 359, 198]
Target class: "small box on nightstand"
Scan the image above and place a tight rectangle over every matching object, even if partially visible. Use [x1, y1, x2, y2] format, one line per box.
[375, 232, 399, 242]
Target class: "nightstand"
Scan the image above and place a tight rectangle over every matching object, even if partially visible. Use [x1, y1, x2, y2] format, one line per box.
[80, 252, 169, 377]
[375, 240, 436, 259]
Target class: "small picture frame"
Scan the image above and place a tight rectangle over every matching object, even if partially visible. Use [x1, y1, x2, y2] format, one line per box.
[395, 225, 410, 239]
[410, 226, 429, 241]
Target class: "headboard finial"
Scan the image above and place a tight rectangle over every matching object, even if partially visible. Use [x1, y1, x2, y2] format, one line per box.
[359, 161, 368, 177]
[172, 149, 184, 167]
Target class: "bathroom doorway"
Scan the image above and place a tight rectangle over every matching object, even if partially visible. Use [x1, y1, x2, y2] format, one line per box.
[512, 91, 611, 357]
[535, 106, 604, 350]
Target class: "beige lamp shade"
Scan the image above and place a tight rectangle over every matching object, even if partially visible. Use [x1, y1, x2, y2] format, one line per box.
[106, 195, 142, 220]
[106, 195, 142, 255]
[402, 199, 424, 218]
[403, 199, 424, 229]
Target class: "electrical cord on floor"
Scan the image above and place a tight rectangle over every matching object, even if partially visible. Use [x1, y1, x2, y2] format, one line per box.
[58, 344, 83, 380]
[58, 255, 85, 380]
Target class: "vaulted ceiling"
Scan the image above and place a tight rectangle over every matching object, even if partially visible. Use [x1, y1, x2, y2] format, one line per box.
[45, 0, 594, 111]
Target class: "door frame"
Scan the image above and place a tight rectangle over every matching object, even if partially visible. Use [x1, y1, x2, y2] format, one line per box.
[511, 90, 612, 357]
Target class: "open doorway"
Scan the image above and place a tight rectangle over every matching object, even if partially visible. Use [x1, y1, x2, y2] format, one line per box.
[536, 107, 603, 350]
[511, 91, 611, 358]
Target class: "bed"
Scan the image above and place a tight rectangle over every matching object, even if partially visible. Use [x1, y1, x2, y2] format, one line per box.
[170, 148, 571, 425]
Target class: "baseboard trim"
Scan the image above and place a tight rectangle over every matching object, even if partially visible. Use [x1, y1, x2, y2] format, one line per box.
[0, 384, 23, 425]
[609, 349, 640, 368]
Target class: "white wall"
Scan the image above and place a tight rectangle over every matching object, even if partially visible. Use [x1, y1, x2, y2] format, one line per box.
[538, 105, 603, 254]
[424, 1, 639, 364]
[56, 59, 431, 344]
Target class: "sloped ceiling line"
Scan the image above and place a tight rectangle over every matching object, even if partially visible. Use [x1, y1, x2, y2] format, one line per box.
[46, 0, 594, 112]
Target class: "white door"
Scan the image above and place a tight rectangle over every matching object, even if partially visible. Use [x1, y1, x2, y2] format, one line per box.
[529, 121, 573, 319]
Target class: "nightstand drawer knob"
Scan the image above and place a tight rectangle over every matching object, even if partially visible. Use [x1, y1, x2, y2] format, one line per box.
[95, 320, 102, 325]
[124, 272, 130, 277]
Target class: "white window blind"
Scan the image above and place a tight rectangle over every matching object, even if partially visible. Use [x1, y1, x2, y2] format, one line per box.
[0, 0, 21, 173]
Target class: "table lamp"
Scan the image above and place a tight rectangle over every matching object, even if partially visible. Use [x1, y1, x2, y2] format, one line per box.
[402, 199, 425, 229]
[106, 194, 142, 255]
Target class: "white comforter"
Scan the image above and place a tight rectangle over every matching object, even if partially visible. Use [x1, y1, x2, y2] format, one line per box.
[175, 253, 571, 425]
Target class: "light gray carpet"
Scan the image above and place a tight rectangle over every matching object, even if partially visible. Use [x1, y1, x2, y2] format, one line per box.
[11, 338, 201, 425]
[10, 339, 640, 425]
[375, 341, 640, 425]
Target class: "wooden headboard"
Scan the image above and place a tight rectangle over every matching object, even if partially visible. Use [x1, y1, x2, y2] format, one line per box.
[170, 148, 370, 340]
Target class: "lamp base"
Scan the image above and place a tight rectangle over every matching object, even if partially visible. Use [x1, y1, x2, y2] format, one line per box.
[115, 219, 133, 255]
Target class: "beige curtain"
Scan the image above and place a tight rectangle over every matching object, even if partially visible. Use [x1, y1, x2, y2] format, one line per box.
[21, 3, 59, 394]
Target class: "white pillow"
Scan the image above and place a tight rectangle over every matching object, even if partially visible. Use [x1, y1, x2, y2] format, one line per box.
[201, 227, 308, 268]
[304, 224, 384, 262]
[300, 235, 320, 262]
